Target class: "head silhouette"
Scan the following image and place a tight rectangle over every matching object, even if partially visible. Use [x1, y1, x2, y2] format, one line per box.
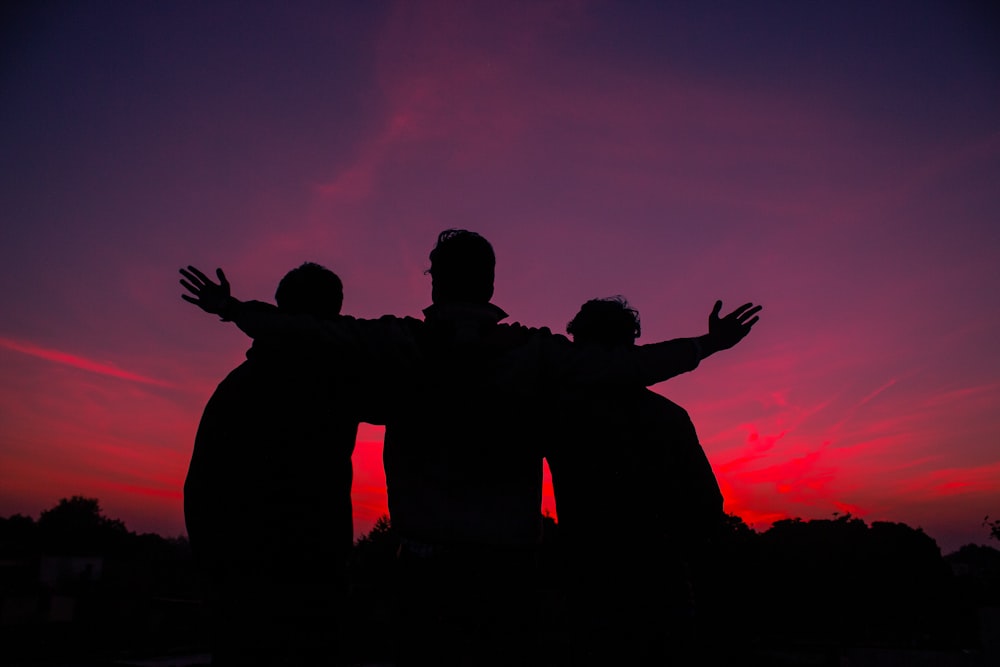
[275, 262, 344, 320]
[567, 296, 641, 346]
[428, 229, 495, 304]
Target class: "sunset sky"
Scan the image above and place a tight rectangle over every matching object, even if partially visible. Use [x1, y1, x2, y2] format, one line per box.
[1, 1, 998, 553]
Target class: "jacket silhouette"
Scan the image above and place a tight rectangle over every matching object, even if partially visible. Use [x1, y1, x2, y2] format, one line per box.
[547, 296, 726, 666]
[184, 263, 365, 667]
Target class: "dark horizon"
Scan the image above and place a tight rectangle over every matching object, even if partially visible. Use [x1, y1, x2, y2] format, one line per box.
[3, 497, 999, 666]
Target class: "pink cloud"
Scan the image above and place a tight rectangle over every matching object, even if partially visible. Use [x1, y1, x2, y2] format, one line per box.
[856, 379, 899, 408]
[920, 383, 1000, 411]
[311, 0, 866, 229]
[714, 425, 787, 473]
[711, 416, 877, 527]
[895, 462, 1000, 500]
[0, 337, 174, 387]
[315, 110, 421, 201]
[832, 500, 868, 517]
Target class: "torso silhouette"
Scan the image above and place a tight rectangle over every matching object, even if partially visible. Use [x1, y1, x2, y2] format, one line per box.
[382, 302, 546, 547]
[549, 386, 723, 552]
[221, 300, 707, 666]
[184, 336, 361, 563]
[546, 384, 724, 665]
[183, 329, 367, 666]
[224, 300, 709, 546]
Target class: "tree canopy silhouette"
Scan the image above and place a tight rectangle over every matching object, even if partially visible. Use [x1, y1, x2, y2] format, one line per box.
[37, 496, 129, 555]
[984, 515, 1000, 543]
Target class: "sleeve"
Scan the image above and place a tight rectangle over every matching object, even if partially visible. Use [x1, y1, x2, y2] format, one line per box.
[227, 301, 422, 375]
[537, 333, 702, 388]
[633, 338, 702, 385]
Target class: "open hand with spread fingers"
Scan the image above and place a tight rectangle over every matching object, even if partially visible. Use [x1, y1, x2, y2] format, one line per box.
[708, 300, 762, 351]
[179, 266, 234, 316]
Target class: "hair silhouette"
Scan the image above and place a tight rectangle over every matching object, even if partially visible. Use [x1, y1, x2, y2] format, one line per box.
[428, 229, 495, 304]
[566, 295, 641, 346]
[275, 262, 343, 318]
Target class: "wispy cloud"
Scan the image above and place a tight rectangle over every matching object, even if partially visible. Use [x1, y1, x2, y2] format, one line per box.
[920, 383, 1000, 410]
[95, 480, 183, 501]
[714, 425, 788, 473]
[895, 462, 1000, 500]
[856, 378, 899, 408]
[0, 337, 174, 388]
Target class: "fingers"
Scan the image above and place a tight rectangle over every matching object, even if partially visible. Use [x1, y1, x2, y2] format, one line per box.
[710, 300, 722, 319]
[180, 265, 227, 294]
[737, 304, 762, 322]
[179, 268, 203, 289]
[726, 303, 762, 322]
[728, 302, 753, 316]
[181, 294, 198, 304]
[186, 265, 213, 284]
[179, 278, 199, 295]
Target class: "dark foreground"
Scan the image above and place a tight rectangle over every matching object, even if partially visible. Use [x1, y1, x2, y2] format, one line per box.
[4, 508, 1000, 667]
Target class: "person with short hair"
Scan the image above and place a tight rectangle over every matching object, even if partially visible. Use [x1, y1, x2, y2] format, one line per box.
[547, 295, 727, 666]
[184, 262, 364, 667]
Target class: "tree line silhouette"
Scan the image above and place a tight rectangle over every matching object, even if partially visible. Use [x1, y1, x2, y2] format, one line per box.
[1, 496, 999, 666]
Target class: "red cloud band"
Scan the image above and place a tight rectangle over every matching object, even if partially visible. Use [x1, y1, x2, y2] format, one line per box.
[0, 337, 173, 387]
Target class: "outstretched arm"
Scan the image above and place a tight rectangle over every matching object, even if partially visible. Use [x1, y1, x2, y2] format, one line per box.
[623, 299, 761, 386]
[178, 265, 420, 377]
[537, 299, 762, 390]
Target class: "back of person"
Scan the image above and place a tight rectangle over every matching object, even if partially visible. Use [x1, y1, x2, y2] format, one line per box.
[546, 297, 724, 666]
[552, 386, 722, 550]
[383, 303, 545, 549]
[184, 263, 360, 667]
[381, 233, 548, 667]
[187, 341, 357, 553]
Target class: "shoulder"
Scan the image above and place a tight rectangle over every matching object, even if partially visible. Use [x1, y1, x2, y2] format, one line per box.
[502, 322, 567, 341]
[494, 322, 567, 349]
[339, 314, 422, 333]
[641, 389, 694, 424]
[643, 388, 685, 408]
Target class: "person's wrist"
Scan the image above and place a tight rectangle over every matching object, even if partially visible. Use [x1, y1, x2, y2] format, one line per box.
[697, 333, 717, 359]
[218, 295, 240, 321]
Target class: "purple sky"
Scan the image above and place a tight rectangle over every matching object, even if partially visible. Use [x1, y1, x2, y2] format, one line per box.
[1, 1, 998, 553]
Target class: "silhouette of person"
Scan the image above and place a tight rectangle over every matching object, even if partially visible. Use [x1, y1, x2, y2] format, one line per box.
[383, 230, 551, 667]
[179, 230, 761, 666]
[546, 296, 727, 666]
[183, 262, 366, 667]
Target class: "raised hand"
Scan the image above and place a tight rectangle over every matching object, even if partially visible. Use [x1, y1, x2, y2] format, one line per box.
[708, 300, 762, 351]
[180, 266, 234, 316]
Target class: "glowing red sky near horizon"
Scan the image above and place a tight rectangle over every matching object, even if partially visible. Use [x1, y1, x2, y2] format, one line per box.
[1, 2, 998, 553]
